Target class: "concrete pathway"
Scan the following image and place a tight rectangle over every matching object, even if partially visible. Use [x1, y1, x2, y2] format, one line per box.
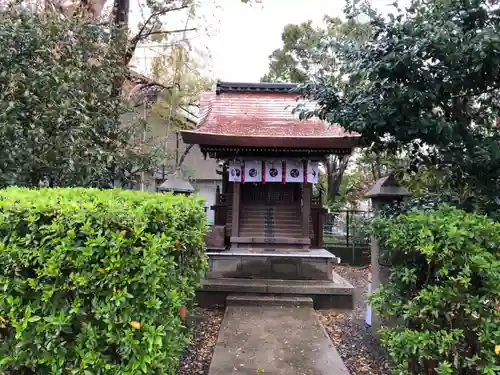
[208, 304, 350, 375]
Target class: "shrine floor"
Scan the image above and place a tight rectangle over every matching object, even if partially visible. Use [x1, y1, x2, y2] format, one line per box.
[207, 298, 350, 375]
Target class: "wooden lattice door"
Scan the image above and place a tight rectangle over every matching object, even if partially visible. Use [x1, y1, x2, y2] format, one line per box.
[242, 183, 299, 205]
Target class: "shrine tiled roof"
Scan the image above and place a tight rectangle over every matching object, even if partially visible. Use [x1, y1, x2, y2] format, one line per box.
[181, 81, 360, 149]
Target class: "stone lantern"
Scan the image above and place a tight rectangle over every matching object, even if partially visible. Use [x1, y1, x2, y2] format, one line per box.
[365, 174, 411, 209]
[364, 174, 411, 330]
[157, 171, 195, 196]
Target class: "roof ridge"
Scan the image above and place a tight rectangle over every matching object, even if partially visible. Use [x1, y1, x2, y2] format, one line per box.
[197, 91, 215, 128]
[216, 81, 300, 94]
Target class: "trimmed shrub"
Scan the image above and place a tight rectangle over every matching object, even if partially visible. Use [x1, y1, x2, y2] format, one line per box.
[0, 187, 208, 375]
[370, 205, 500, 375]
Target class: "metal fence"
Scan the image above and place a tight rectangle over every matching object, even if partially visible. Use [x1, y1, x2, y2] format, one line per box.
[323, 210, 373, 266]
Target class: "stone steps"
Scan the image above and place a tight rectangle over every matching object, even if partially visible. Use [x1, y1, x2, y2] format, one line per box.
[197, 277, 353, 310]
[226, 294, 313, 307]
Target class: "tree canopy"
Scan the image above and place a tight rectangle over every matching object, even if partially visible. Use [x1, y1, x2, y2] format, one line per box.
[261, 15, 371, 203]
[0, 7, 158, 187]
[301, 0, 500, 212]
[0, 0, 245, 188]
[261, 16, 371, 83]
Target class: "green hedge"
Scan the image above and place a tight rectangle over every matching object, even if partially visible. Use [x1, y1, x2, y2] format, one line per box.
[0, 188, 208, 375]
[370, 205, 500, 375]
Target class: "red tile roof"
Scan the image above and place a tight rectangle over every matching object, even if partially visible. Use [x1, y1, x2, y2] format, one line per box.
[181, 82, 360, 149]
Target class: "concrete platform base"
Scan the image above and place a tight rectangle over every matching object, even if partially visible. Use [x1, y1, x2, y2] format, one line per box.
[207, 249, 341, 281]
[208, 305, 350, 375]
[196, 276, 354, 309]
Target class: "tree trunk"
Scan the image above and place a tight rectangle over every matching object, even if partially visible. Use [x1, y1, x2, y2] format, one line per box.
[113, 0, 129, 26]
[327, 172, 342, 200]
[326, 154, 350, 202]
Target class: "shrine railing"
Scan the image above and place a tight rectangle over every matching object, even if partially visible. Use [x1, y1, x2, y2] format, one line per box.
[323, 209, 373, 266]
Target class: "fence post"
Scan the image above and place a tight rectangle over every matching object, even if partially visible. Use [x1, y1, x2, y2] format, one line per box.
[345, 210, 350, 248]
[364, 174, 411, 332]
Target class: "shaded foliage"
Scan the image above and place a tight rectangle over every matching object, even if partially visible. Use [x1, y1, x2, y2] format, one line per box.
[0, 7, 159, 188]
[370, 205, 500, 375]
[261, 15, 371, 202]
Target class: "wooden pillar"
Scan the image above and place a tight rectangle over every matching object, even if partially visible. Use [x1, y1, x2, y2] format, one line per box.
[231, 182, 241, 240]
[221, 166, 228, 194]
[302, 183, 312, 239]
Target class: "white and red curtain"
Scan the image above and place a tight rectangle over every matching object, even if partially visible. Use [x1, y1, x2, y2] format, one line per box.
[228, 160, 242, 182]
[285, 159, 304, 183]
[264, 160, 283, 183]
[244, 160, 262, 183]
[229, 159, 320, 183]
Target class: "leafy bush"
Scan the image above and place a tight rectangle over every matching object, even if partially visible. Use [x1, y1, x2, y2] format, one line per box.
[377, 191, 500, 223]
[0, 188, 208, 375]
[0, 7, 158, 188]
[370, 205, 500, 375]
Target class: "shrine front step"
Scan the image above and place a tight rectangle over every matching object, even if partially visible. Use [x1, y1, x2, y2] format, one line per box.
[207, 248, 340, 281]
[196, 277, 354, 310]
[226, 294, 314, 307]
[230, 236, 310, 248]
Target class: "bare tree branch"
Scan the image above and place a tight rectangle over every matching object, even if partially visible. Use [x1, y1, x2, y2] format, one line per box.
[179, 105, 197, 120]
[125, 5, 189, 65]
[177, 143, 194, 170]
[144, 28, 196, 37]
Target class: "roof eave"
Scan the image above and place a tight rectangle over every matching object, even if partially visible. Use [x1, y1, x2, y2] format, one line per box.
[181, 131, 360, 149]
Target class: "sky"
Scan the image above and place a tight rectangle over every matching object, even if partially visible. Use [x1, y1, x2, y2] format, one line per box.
[131, 0, 403, 83]
[207, 0, 400, 82]
[209, 0, 345, 82]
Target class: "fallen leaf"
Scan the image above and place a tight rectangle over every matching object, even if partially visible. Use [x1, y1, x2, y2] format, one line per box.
[179, 305, 188, 321]
[88, 57, 102, 67]
[51, 45, 60, 59]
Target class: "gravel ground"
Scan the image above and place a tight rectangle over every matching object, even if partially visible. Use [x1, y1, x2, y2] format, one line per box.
[177, 307, 224, 375]
[318, 265, 392, 375]
[176, 266, 390, 375]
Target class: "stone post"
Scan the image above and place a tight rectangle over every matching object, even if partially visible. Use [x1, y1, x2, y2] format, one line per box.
[364, 174, 410, 331]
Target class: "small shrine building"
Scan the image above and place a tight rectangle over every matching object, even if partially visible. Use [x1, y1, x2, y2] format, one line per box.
[181, 81, 360, 252]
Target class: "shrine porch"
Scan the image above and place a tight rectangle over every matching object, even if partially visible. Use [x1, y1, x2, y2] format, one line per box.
[206, 248, 340, 280]
[197, 245, 353, 309]
[196, 247, 354, 310]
